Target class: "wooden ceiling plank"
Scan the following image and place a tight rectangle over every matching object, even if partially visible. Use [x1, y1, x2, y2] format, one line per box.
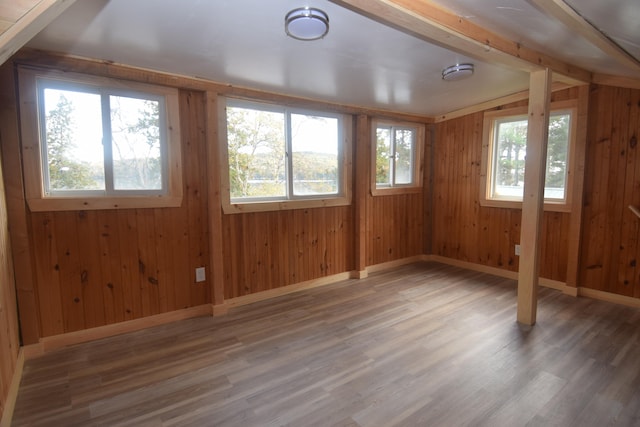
[329, 0, 592, 83]
[0, 0, 77, 66]
[529, 0, 640, 72]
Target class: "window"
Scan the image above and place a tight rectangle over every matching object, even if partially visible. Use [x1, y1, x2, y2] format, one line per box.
[222, 98, 351, 213]
[481, 100, 577, 211]
[19, 68, 182, 211]
[371, 120, 424, 195]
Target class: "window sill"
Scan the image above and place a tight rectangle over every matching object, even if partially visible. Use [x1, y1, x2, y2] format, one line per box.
[371, 186, 422, 197]
[222, 195, 351, 214]
[479, 198, 571, 213]
[27, 194, 183, 212]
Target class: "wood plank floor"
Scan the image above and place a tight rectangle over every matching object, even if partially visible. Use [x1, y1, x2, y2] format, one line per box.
[11, 262, 640, 426]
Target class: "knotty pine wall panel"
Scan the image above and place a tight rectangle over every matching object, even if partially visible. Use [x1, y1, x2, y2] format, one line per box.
[0, 149, 19, 421]
[432, 97, 573, 282]
[27, 90, 210, 336]
[581, 85, 640, 296]
[222, 207, 353, 299]
[367, 193, 425, 266]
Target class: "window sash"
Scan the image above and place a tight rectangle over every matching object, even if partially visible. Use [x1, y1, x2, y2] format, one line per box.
[18, 67, 182, 212]
[479, 100, 578, 212]
[226, 99, 343, 203]
[373, 122, 421, 192]
[37, 78, 169, 197]
[488, 111, 572, 203]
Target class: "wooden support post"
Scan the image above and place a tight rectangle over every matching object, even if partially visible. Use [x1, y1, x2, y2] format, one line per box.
[205, 92, 225, 311]
[354, 115, 369, 278]
[0, 62, 41, 344]
[565, 84, 589, 289]
[517, 68, 552, 326]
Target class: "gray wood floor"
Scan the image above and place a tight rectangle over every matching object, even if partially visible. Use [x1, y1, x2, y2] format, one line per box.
[11, 262, 640, 426]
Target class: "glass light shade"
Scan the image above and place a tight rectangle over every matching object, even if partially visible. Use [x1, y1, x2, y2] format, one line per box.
[442, 63, 474, 81]
[285, 7, 329, 41]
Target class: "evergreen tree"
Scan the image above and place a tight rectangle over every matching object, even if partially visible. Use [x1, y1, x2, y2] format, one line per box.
[45, 94, 97, 191]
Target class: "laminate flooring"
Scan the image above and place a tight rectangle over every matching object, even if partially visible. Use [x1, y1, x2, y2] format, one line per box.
[11, 262, 640, 426]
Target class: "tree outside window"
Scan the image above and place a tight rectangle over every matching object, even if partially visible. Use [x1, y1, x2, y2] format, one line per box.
[226, 101, 341, 202]
[41, 84, 166, 196]
[375, 124, 417, 188]
[490, 111, 571, 201]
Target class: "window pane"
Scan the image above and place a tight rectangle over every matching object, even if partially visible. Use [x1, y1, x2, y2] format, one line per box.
[394, 128, 414, 185]
[491, 113, 570, 201]
[492, 118, 527, 199]
[227, 106, 286, 199]
[376, 127, 392, 186]
[111, 96, 162, 190]
[291, 114, 339, 196]
[545, 113, 570, 200]
[43, 88, 105, 192]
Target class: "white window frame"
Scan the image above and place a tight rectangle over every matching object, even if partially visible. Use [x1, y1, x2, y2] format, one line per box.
[18, 67, 182, 212]
[220, 97, 352, 214]
[480, 99, 577, 212]
[371, 119, 425, 196]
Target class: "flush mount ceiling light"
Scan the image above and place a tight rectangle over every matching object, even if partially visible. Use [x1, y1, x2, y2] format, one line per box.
[285, 7, 329, 41]
[442, 63, 474, 81]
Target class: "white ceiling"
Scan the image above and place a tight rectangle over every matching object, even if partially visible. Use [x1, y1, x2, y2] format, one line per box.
[435, 0, 640, 79]
[25, 0, 640, 117]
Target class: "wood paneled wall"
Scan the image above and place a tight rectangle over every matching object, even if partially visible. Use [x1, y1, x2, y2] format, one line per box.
[26, 90, 211, 336]
[580, 85, 640, 296]
[432, 90, 582, 282]
[0, 52, 430, 343]
[222, 207, 353, 299]
[367, 193, 425, 266]
[0, 162, 19, 422]
[0, 70, 212, 340]
[0, 63, 22, 422]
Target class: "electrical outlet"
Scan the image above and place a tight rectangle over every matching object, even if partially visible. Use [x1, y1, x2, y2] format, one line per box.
[515, 244, 521, 256]
[195, 267, 206, 282]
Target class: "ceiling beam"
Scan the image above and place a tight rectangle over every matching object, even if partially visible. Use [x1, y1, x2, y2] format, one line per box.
[592, 73, 640, 90]
[0, 0, 77, 67]
[329, 0, 592, 83]
[529, 0, 640, 72]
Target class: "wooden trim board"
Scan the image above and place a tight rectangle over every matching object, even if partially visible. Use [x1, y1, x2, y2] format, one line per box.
[0, 348, 25, 427]
[577, 287, 640, 309]
[217, 256, 424, 311]
[365, 255, 425, 274]
[221, 272, 353, 310]
[26, 304, 213, 357]
[425, 255, 578, 296]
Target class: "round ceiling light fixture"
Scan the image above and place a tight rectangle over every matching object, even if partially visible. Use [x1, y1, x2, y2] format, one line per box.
[442, 63, 474, 81]
[285, 7, 329, 41]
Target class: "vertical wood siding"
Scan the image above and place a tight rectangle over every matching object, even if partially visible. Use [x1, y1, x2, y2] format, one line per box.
[0, 62, 22, 420]
[27, 90, 211, 335]
[0, 150, 19, 422]
[222, 207, 353, 299]
[367, 193, 425, 266]
[581, 85, 640, 296]
[10, 52, 640, 349]
[432, 93, 576, 282]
